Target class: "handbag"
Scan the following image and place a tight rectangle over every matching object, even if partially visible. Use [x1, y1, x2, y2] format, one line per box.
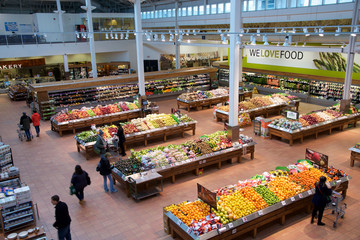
[69, 185, 76, 195]
[86, 174, 91, 185]
[317, 185, 332, 204]
[96, 162, 101, 172]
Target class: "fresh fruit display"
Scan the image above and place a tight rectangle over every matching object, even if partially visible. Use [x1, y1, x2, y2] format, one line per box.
[239, 113, 251, 127]
[267, 177, 303, 200]
[168, 200, 210, 226]
[178, 88, 229, 101]
[270, 119, 302, 131]
[52, 101, 139, 122]
[238, 186, 268, 211]
[253, 185, 280, 206]
[189, 213, 221, 236]
[323, 166, 347, 180]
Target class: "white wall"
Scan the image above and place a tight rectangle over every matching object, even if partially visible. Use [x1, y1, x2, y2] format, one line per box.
[0, 14, 35, 34]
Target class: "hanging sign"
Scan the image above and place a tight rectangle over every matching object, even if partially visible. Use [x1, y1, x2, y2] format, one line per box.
[5, 22, 18, 32]
[197, 183, 217, 210]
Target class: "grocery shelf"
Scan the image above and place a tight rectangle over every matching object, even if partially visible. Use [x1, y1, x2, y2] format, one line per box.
[4, 212, 33, 222]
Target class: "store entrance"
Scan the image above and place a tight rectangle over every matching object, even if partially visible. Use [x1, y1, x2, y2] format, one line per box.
[144, 60, 158, 72]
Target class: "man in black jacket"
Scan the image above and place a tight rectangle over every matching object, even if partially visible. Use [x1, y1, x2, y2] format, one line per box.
[20, 112, 32, 141]
[51, 195, 72, 240]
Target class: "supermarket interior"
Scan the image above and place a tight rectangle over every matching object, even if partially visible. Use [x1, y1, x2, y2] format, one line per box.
[0, 0, 360, 240]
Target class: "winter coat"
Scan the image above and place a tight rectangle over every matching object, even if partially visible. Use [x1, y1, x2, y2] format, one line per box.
[71, 171, 89, 191]
[31, 113, 41, 127]
[99, 157, 113, 176]
[53, 201, 71, 229]
[95, 135, 106, 154]
[20, 115, 32, 130]
[312, 182, 332, 207]
[116, 126, 126, 143]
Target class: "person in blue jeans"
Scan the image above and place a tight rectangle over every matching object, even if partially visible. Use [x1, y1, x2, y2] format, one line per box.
[51, 195, 71, 240]
[20, 112, 32, 141]
[98, 153, 117, 193]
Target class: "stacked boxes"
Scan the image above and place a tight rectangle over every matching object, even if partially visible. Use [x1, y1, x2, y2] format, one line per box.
[14, 186, 32, 205]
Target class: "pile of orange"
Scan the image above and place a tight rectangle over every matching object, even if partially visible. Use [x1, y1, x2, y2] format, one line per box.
[288, 168, 331, 190]
[267, 176, 303, 200]
[170, 200, 210, 226]
[238, 186, 268, 210]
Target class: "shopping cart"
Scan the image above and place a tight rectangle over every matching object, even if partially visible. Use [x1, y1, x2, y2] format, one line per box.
[326, 190, 347, 228]
[17, 124, 33, 141]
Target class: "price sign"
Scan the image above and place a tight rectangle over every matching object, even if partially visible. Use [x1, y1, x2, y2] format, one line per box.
[187, 227, 192, 234]
[291, 197, 295, 202]
[281, 201, 286, 206]
[228, 223, 234, 228]
[199, 161, 202, 165]
[242, 217, 247, 223]
[181, 161, 186, 164]
[151, 169, 156, 173]
[307, 190, 312, 195]
[203, 160, 206, 164]
[299, 194, 303, 198]
[177, 219, 182, 226]
[258, 210, 263, 216]
[162, 166, 166, 169]
[232, 229, 237, 234]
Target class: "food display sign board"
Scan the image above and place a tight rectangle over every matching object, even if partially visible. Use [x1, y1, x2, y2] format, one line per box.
[286, 110, 299, 120]
[197, 183, 217, 210]
[305, 148, 328, 169]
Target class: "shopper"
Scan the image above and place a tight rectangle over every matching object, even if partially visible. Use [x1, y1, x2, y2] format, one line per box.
[31, 110, 41, 137]
[71, 165, 90, 204]
[95, 129, 107, 158]
[115, 123, 126, 156]
[311, 176, 332, 226]
[51, 195, 72, 240]
[98, 152, 117, 193]
[19, 112, 32, 141]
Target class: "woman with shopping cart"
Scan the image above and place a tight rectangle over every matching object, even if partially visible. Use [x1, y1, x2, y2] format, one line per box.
[311, 176, 332, 226]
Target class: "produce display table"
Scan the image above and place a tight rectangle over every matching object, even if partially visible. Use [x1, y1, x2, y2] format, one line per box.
[215, 101, 299, 122]
[349, 147, 360, 167]
[269, 113, 360, 146]
[76, 121, 197, 160]
[177, 96, 229, 112]
[239, 91, 253, 102]
[52, 107, 159, 136]
[112, 142, 256, 198]
[164, 176, 350, 240]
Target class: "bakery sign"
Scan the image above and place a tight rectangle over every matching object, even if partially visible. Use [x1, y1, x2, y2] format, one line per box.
[0, 64, 22, 70]
[0, 58, 45, 72]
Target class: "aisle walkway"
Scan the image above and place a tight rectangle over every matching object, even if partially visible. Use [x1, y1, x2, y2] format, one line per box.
[0, 94, 359, 240]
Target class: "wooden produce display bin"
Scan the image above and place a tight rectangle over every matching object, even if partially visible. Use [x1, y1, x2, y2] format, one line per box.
[215, 101, 299, 122]
[112, 142, 256, 199]
[164, 176, 350, 240]
[76, 121, 197, 160]
[177, 96, 229, 112]
[349, 147, 360, 167]
[51, 108, 154, 136]
[269, 113, 360, 146]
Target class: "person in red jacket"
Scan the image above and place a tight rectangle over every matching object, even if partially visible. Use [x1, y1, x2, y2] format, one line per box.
[31, 110, 41, 137]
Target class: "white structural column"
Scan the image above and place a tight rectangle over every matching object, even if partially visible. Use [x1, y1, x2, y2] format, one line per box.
[134, 0, 146, 96]
[228, 0, 242, 131]
[84, 0, 98, 78]
[342, 0, 359, 111]
[55, 0, 69, 79]
[175, 1, 180, 69]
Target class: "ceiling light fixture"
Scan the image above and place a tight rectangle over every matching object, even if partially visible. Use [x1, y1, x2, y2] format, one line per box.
[125, 31, 129, 40]
[222, 37, 227, 44]
[283, 36, 289, 46]
[250, 35, 256, 45]
[115, 33, 118, 40]
[161, 34, 165, 41]
[236, 35, 241, 45]
[335, 27, 341, 36]
[240, 29, 244, 37]
[105, 33, 109, 39]
[257, 29, 260, 37]
[120, 33, 124, 40]
[351, 26, 358, 36]
[319, 28, 324, 37]
[263, 35, 269, 45]
[303, 27, 310, 37]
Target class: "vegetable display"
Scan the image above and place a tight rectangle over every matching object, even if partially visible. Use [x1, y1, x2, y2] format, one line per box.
[178, 88, 229, 102]
[164, 160, 348, 237]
